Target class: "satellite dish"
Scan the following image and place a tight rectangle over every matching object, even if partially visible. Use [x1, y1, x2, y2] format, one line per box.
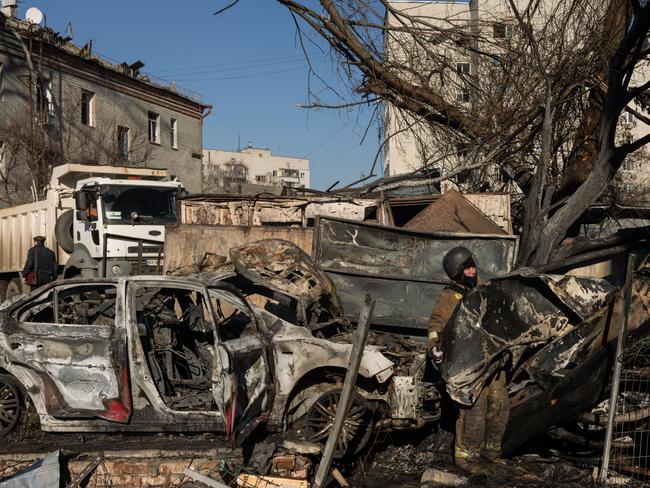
[25, 7, 44, 25]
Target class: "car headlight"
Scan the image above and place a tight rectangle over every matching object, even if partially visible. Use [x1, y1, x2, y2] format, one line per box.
[111, 265, 121, 275]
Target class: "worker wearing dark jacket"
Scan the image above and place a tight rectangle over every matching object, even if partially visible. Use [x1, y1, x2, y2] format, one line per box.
[22, 236, 58, 287]
[428, 246, 509, 472]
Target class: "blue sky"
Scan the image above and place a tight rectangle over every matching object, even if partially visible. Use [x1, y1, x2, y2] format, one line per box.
[25, 0, 381, 190]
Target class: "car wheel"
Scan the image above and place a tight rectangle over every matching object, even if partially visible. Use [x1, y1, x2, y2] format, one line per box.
[0, 375, 21, 437]
[303, 388, 374, 458]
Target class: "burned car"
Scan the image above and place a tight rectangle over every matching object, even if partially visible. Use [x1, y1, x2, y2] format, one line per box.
[440, 260, 650, 455]
[0, 243, 439, 456]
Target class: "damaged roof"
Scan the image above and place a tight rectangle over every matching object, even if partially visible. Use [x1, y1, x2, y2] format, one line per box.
[404, 189, 507, 235]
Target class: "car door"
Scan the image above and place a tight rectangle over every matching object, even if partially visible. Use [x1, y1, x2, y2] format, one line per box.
[208, 285, 272, 441]
[7, 282, 131, 422]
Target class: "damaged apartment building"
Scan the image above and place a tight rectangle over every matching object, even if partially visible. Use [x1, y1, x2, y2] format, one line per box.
[383, 1, 650, 205]
[203, 145, 310, 194]
[0, 1, 211, 206]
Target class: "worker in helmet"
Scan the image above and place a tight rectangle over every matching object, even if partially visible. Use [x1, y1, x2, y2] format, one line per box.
[427, 246, 509, 472]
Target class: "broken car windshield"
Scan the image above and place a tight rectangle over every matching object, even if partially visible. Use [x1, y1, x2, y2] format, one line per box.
[101, 185, 178, 224]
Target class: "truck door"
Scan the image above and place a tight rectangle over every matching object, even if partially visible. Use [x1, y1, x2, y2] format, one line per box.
[208, 286, 272, 441]
[7, 283, 131, 422]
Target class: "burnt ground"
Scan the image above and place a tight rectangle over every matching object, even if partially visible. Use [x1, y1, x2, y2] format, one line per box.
[334, 426, 649, 488]
[2, 418, 647, 488]
[1, 410, 232, 454]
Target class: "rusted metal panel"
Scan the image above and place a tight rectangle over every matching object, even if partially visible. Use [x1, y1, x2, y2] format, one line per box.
[312, 216, 518, 331]
[163, 225, 314, 272]
[404, 189, 507, 235]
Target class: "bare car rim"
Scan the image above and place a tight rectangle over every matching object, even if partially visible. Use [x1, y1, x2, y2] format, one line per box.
[304, 389, 374, 457]
[0, 376, 20, 436]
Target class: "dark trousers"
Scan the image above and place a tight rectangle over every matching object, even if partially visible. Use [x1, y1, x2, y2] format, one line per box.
[455, 370, 509, 462]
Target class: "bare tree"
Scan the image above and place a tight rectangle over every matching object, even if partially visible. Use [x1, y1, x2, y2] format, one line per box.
[275, 0, 650, 266]
[0, 96, 153, 206]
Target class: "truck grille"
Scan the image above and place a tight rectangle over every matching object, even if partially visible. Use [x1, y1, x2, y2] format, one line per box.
[126, 258, 162, 275]
[127, 246, 163, 254]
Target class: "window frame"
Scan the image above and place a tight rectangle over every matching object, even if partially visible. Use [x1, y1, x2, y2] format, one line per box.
[456, 62, 472, 75]
[36, 77, 54, 121]
[170, 117, 178, 149]
[81, 90, 95, 127]
[117, 126, 130, 160]
[493, 23, 513, 39]
[148, 111, 160, 144]
[455, 89, 470, 103]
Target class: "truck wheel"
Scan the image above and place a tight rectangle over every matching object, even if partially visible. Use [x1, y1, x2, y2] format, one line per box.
[55, 210, 74, 254]
[5, 279, 22, 301]
[0, 375, 21, 437]
[0, 280, 8, 303]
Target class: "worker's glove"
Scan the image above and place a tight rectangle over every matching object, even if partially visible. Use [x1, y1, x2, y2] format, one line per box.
[427, 338, 444, 364]
[431, 346, 444, 364]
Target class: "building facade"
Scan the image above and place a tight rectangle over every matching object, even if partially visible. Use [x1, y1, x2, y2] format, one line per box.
[202, 146, 310, 192]
[0, 8, 210, 206]
[384, 1, 650, 200]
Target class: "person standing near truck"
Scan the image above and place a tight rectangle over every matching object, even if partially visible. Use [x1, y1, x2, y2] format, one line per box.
[428, 246, 509, 473]
[22, 236, 58, 288]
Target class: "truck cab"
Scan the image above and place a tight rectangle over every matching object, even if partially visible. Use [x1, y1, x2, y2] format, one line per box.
[0, 164, 186, 303]
[68, 177, 184, 278]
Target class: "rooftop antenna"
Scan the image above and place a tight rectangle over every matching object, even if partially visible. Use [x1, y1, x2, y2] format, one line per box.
[25, 7, 44, 25]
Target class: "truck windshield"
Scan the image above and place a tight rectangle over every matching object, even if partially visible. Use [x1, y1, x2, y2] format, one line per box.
[101, 185, 178, 224]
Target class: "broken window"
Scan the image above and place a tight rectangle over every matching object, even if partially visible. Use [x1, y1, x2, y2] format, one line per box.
[81, 90, 95, 126]
[36, 77, 53, 122]
[16, 289, 55, 323]
[170, 117, 178, 149]
[133, 285, 216, 411]
[148, 111, 160, 143]
[57, 285, 117, 326]
[209, 288, 255, 341]
[117, 126, 130, 160]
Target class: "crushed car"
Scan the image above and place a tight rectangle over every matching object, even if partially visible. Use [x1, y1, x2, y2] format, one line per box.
[0, 240, 439, 457]
[440, 258, 650, 455]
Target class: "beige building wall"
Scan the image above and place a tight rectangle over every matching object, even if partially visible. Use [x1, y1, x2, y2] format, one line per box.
[202, 146, 310, 191]
[384, 0, 650, 193]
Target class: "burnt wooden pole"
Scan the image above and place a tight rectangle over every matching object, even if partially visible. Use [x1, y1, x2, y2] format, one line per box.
[313, 293, 375, 488]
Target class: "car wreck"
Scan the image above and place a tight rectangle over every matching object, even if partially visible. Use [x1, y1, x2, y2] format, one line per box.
[440, 258, 650, 455]
[0, 240, 440, 457]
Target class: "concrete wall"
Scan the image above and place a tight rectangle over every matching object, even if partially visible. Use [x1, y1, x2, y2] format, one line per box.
[0, 23, 207, 202]
[164, 224, 314, 271]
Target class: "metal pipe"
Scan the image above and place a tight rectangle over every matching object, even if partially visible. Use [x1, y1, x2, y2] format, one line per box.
[313, 294, 375, 488]
[599, 254, 637, 482]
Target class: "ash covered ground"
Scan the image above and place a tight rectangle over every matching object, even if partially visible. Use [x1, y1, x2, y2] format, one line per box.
[2, 421, 646, 487]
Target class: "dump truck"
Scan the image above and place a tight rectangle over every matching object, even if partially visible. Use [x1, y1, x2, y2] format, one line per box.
[0, 164, 185, 302]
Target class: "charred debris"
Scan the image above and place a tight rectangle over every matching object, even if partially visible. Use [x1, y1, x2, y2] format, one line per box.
[1, 189, 650, 487]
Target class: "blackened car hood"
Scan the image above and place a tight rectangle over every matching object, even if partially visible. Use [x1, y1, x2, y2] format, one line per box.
[440, 271, 616, 405]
